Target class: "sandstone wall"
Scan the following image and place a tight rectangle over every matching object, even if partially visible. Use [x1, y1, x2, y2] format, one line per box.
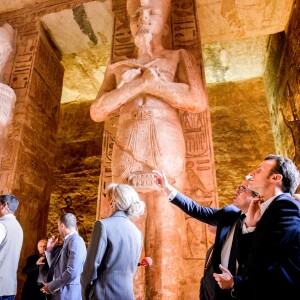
[264, 0, 300, 179]
[208, 78, 275, 207]
[47, 100, 103, 243]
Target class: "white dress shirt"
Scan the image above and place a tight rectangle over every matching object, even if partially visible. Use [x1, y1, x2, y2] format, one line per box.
[0, 214, 16, 244]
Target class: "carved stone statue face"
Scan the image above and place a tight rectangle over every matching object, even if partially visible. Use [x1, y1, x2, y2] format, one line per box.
[127, 0, 170, 46]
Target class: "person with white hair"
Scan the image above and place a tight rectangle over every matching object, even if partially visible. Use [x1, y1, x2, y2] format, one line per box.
[81, 183, 145, 300]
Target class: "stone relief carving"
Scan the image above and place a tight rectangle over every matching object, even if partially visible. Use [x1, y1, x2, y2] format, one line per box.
[0, 23, 16, 138]
[0, 23, 14, 78]
[281, 83, 300, 166]
[90, 0, 208, 192]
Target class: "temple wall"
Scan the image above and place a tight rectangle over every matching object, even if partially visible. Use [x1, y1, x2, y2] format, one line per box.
[46, 100, 103, 245]
[263, 0, 300, 177]
[208, 78, 275, 207]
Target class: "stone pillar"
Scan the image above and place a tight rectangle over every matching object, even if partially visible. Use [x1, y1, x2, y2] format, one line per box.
[0, 18, 64, 298]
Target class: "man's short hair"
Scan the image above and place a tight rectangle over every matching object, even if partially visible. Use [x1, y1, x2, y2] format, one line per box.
[58, 213, 77, 229]
[264, 154, 300, 194]
[0, 194, 19, 214]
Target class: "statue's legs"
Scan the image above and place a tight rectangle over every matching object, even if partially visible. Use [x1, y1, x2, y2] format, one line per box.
[138, 190, 184, 300]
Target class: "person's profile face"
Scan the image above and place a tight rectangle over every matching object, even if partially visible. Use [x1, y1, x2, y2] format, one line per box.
[248, 159, 276, 193]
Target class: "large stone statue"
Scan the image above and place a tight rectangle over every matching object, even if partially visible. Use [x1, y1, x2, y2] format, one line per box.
[0, 23, 16, 136]
[90, 0, 207, 191]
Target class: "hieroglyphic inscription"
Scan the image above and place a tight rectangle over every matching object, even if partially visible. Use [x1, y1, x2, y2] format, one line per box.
[171, 0, 198, 50]
[10, 33, 37, 93]
[171, 0, 216, 263]
[97, 116, 119, 219]
[29, 71, 60, 138]
[182, 216, 206, 259]
[181, 110, 208, 157]
[112, 12, 135, 62]
[34, 29, 64, 99]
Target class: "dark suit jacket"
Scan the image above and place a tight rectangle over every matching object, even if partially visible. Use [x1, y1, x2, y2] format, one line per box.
[171, 192, 243, 300]
[21, 254, 49, 300]
[200, 244, 216, 300]
[246, 193, 300, 300]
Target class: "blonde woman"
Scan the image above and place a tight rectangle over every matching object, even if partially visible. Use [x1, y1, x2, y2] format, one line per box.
[81, 183, 145, 300]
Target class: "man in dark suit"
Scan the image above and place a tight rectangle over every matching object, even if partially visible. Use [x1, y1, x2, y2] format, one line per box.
[153, 171, 258, 300]
[245, 154, 300, 300]
[21, 239, 49, 300]
[41, 213, 86, 300]
[214, 154, 300, 300]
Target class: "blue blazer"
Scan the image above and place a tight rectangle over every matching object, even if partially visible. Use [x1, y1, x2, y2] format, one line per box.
[247, 193, 300, 300]
[46, 232, 87, 300]
[171, 192, 242, 300]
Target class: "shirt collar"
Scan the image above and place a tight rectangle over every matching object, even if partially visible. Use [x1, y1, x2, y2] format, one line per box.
[0, 214, 15, 220]
[64, 231, 77, 241]
[260, 192, 283, 215]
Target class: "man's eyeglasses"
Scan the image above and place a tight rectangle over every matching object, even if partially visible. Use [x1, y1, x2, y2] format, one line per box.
[237, 185, 259, 198]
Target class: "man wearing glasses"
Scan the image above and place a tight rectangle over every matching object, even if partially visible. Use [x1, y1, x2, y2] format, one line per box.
[0, 194, 23, 300]
[152, 171, 258, 300]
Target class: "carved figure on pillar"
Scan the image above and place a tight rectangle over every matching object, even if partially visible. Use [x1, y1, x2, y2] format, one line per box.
[0, 23, 16, 137]
[90, 0, 207, 191]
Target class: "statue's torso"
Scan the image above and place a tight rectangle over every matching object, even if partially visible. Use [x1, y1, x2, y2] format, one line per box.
[110, 50, 186, 188]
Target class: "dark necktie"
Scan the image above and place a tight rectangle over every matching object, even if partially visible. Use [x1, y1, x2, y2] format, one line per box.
[228, 213, 246, 275]
[204, 244, 214, 271]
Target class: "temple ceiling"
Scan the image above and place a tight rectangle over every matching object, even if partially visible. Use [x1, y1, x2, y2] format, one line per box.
[0, 0, 294, 102]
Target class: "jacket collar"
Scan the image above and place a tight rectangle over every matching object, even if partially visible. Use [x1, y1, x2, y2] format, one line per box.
[111, 210, 128, 218]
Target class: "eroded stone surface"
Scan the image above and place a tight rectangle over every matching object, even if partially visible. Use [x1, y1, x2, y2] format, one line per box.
[264, 0, 300, 171]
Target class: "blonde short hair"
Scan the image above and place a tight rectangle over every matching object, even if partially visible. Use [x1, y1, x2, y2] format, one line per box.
[107, 183, 145, 217]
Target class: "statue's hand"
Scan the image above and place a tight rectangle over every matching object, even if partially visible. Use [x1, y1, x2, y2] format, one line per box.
[117, 68, 142, 89]
[142, 67, 159, 82]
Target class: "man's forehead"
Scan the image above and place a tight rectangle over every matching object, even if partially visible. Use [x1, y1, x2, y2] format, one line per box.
[259, 159, 276, 169]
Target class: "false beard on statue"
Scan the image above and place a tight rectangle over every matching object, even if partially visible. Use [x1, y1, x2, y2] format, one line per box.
[135, 30, 153, 57]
